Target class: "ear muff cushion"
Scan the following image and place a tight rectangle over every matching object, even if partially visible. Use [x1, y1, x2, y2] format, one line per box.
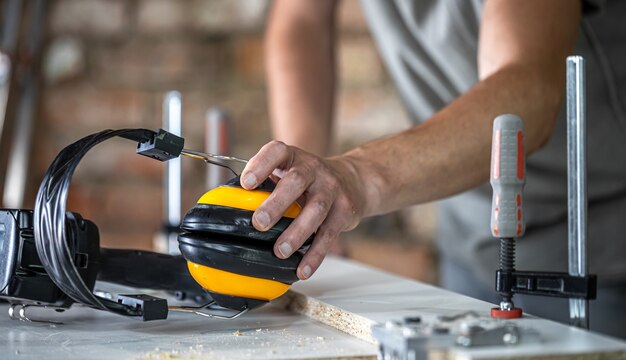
[178, 231, 301, 284]
[181, 204, 314, 245]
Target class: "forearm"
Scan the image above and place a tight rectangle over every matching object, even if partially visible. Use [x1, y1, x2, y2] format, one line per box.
[266, 1, 338, 155]
[343, 63, 564, 217]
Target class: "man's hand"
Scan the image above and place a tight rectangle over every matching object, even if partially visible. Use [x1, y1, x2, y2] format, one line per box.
[240, 141, 363, 280]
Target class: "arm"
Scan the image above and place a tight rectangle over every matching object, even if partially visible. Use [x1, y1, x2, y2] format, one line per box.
[244, 0, 582, 279]
[265, 0, 339, 155]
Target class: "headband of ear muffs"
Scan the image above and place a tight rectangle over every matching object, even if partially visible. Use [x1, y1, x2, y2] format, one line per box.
[178, 176, 313, 311]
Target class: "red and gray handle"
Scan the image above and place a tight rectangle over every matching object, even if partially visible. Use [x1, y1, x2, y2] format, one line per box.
[490, 114, 526, 239]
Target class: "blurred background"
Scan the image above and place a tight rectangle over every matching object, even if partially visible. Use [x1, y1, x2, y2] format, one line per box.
[0, 0, 437, 283]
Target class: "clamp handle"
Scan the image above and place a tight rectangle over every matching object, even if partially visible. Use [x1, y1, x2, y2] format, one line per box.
[490, 114, 526, 238]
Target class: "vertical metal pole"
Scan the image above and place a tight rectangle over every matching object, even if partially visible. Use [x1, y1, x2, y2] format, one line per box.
[0, 0, 22, 142]
[205, 108, 230, 188]
[163, 91, 182, 254]
[3, 0, 46, 208]
[0, 53, 11, 141]
[566, 56, 588, 329]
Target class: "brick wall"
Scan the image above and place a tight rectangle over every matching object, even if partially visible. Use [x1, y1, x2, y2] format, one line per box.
[29, 0, 436, 281]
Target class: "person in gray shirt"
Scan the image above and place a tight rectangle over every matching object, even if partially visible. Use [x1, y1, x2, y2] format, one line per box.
[242, 0, 626, 338]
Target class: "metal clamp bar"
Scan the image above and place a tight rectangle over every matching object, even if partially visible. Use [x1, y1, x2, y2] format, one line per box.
[495, 270, 597, 299]
[566, 55, 589, 329]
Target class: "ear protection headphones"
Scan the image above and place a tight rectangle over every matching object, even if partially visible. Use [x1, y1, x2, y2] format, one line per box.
[0, 128, 310, 321]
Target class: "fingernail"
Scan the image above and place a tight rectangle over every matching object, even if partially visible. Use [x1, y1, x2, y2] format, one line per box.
[301, 265, 312, 279]
[255, 211, 270, 229]
[242, 173, 257, 188]
[279, 242, 293, 258]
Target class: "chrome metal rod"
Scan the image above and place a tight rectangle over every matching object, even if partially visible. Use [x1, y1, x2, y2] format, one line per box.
[0, 53, 11, 143]
[163, 91, 182, 254]
[0, 0, 21, 132]
[0, 0, 21, 131]
[205, 108, 231, 188]
[181, 149, 248, 165]
[0, 0, 22, 203]
[566, 55, 588, 329]
[2, 0, 45, 209]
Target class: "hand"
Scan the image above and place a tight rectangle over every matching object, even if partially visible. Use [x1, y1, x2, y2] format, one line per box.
[240, 141, 364, 280]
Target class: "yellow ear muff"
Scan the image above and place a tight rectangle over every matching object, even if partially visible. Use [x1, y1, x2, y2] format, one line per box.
[178, 176, 307, 311]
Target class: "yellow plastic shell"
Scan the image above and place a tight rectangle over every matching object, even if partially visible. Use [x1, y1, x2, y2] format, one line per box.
[197, 186, 301, 218]
[187, 262, 290, 301]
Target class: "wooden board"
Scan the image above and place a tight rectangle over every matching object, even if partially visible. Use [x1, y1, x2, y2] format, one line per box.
[281, 257, 626, 359]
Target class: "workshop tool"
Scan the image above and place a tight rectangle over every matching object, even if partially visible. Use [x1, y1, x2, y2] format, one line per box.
[489, 114, 525, 319]
[489, 57, 595, 326]
[2, 0, 46, 209]
[566, 55, 589, 328]
[163, 91, 183, 255]
[489, 113, 596, 320]
[0, 128, 306, 322]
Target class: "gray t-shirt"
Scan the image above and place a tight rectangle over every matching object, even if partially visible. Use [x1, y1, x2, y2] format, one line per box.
[360, 0, 626, 287]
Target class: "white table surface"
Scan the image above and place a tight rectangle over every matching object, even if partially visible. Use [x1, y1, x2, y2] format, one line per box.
[1, 256, 625, 360]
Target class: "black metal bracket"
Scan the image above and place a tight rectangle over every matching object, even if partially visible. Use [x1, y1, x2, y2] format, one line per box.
[495, 270, 597, 300]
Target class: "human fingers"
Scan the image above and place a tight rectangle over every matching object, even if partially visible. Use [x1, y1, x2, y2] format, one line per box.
[240, 140, 294, 190]
[296, 194, 358, 279]
[273, 191, 334, 259]
[251, 160, 315, 231]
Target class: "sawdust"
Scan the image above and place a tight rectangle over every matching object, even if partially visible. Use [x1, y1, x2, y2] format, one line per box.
[136, 345, 216, 360]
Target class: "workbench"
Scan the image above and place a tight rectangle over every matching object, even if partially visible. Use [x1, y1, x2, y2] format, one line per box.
[1, 256, 625, 359]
